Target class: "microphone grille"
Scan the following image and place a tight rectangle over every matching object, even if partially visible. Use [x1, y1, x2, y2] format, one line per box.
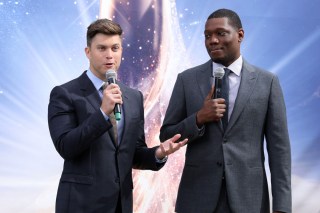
[214, 67, 225, 79]
[106, 70, 117, 80]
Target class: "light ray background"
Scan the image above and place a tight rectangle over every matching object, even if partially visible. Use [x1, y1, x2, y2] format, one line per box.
[0, 0, 319, 212]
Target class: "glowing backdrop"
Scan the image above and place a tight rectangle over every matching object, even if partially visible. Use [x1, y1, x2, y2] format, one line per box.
[0, 0, 320, 212]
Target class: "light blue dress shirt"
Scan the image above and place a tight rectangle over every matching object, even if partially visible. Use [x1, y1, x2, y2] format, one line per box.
[86, 69, 124, 144]
[86, 69, 167, 162]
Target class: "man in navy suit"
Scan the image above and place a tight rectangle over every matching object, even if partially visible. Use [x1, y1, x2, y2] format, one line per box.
[160, 9, 291, 213]
[48, 19, 187, 213]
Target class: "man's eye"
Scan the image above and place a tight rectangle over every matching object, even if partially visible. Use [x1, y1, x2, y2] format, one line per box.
[218, 32, 227, 36]
[98, 46, 106, 51]
[112, 46, 119, 52]
[204, 34, 211, 39]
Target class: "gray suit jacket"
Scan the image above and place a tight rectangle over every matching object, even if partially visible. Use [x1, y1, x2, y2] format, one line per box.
[48, 71, 164, 213]
[160, 60, 291, 213]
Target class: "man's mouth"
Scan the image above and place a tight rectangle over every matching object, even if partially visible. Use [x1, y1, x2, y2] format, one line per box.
[210, 48, 223, 53]
[104, 63, 114, 68]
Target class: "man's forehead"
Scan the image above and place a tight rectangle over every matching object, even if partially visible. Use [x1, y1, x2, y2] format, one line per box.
[92, 34, 122, 44]
[204, 18, 233, 29]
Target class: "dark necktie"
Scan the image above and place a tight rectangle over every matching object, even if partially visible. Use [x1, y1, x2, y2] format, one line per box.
[221, 68, 231, 131]
[100, 84, 118, 145]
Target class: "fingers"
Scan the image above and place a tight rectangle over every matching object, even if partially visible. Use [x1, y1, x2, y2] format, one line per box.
[100, 84, 123, 115]
[169, 138, 187, 151]
[169, 134, 182, 143]
[198, 98, 227, 123]
[160, 135, 188, 156]
[160, 143, 175, 156]
[206, 86, 215, 100]
[159, 143, 168, 156]
[170, 134, 188, 147]
[104, 83, 122, 96]
[103, 84, 123, 103]
[212, 99, 226, 119]
[179, 138, 188, 146]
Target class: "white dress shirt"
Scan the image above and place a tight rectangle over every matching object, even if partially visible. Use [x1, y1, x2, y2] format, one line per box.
[212, 56, 242, 120]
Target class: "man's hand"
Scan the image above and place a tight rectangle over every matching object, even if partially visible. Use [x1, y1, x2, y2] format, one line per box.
[155, 134, 188, 159]
[196, 86, 226, 126]
[101, 83, 123, 115]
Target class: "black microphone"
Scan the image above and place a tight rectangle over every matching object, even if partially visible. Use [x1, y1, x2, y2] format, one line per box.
[106, 70, 121, 121]
[212, 67, 225, 99]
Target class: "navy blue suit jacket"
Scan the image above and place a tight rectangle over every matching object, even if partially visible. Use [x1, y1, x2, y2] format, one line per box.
[48, 71, 164, 213]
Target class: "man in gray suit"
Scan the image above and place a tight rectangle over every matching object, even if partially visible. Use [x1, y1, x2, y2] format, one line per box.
[160, 9, 291, 213]
[48, 19, 187, 213]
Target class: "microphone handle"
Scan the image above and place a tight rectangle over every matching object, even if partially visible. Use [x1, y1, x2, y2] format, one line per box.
[213, 78, 222, 99]
[107, 78, 121, 121]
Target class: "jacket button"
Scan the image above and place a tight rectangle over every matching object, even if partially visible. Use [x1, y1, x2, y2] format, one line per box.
[223, 138, 227, 143]
[216, 161, 223, 167]
[115, 178, 120, 183]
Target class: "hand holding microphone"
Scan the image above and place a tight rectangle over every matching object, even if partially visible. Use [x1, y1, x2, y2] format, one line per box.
[101, 70, 122, 120]
[196, 67, 227, 126]
[212, 67, 225, 99]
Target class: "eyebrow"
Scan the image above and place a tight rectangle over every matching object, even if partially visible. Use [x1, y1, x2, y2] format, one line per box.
[96, 43, 121, 47]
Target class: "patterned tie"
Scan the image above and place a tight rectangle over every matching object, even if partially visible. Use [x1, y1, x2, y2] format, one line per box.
[221, 68, 231, 131]
[100, 83, 118, 145]
[109, 112, 118, 145]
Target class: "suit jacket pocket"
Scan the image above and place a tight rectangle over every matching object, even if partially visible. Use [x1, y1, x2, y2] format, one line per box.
[60, 173, 94, 185]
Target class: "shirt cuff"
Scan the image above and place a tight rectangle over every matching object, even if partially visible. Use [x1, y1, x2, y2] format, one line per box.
[100, 108, 110, 121]
[198, 125, 205, 136]
[155, 155, 168, 164]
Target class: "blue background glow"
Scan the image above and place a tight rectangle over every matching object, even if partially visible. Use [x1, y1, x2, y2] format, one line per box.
[0, 0, 319, 212]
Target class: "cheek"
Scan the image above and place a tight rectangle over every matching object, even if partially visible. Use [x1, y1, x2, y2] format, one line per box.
[116, 61, 122, 70]
[114, 54, 122, 70]
[90, 51, 100, 59]
[224, 40, 237, 51]
[231, 42, 240, 52]
[92, 55, 101, 64]
[114, 53, 122, 62]
[205, 39, 213, 47]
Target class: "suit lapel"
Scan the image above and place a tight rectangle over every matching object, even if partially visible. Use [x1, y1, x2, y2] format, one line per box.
[78, 71, 101, 111]
[197, 61, 224, 132]
[227, 60, 258, 132]
[197, 60, 213, 100]
[79, 71, 117, 146]
[118, 82, 129, 145]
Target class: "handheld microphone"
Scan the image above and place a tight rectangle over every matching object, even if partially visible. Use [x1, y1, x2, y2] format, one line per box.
[212, 67, 225, 99]
[106, 70, 121, 121]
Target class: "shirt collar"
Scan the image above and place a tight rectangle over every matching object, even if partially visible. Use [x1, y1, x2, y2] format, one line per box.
[212, 55, 243, 77]
[86, 68, 105, 90]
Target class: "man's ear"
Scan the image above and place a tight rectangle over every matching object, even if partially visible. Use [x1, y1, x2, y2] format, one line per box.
[238, 28, 244, 42]
[84, 46, 90, 58]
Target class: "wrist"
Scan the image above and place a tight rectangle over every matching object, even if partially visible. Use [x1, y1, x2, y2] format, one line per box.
[196, 111, 204, 127]
[155, 147, 166, 159]
[155, 155, 168, 163]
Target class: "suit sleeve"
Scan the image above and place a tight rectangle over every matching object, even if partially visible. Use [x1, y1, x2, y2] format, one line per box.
[132, 91, 165, 170]
[48, 86, 111, 160]
[160, 73, 203, 143]
[265, 75, 292, 212]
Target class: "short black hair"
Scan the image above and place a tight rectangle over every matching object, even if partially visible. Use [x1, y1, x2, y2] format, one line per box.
[207, 9, 242, 30]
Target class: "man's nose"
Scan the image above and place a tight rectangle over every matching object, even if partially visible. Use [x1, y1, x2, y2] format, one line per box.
[210, 36, 219, 43]
[105, 49, 113, 58]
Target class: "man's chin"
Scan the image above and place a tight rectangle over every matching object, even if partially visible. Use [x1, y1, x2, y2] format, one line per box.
[103, 65, 115, 71]
[211, 57, 225, 65]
